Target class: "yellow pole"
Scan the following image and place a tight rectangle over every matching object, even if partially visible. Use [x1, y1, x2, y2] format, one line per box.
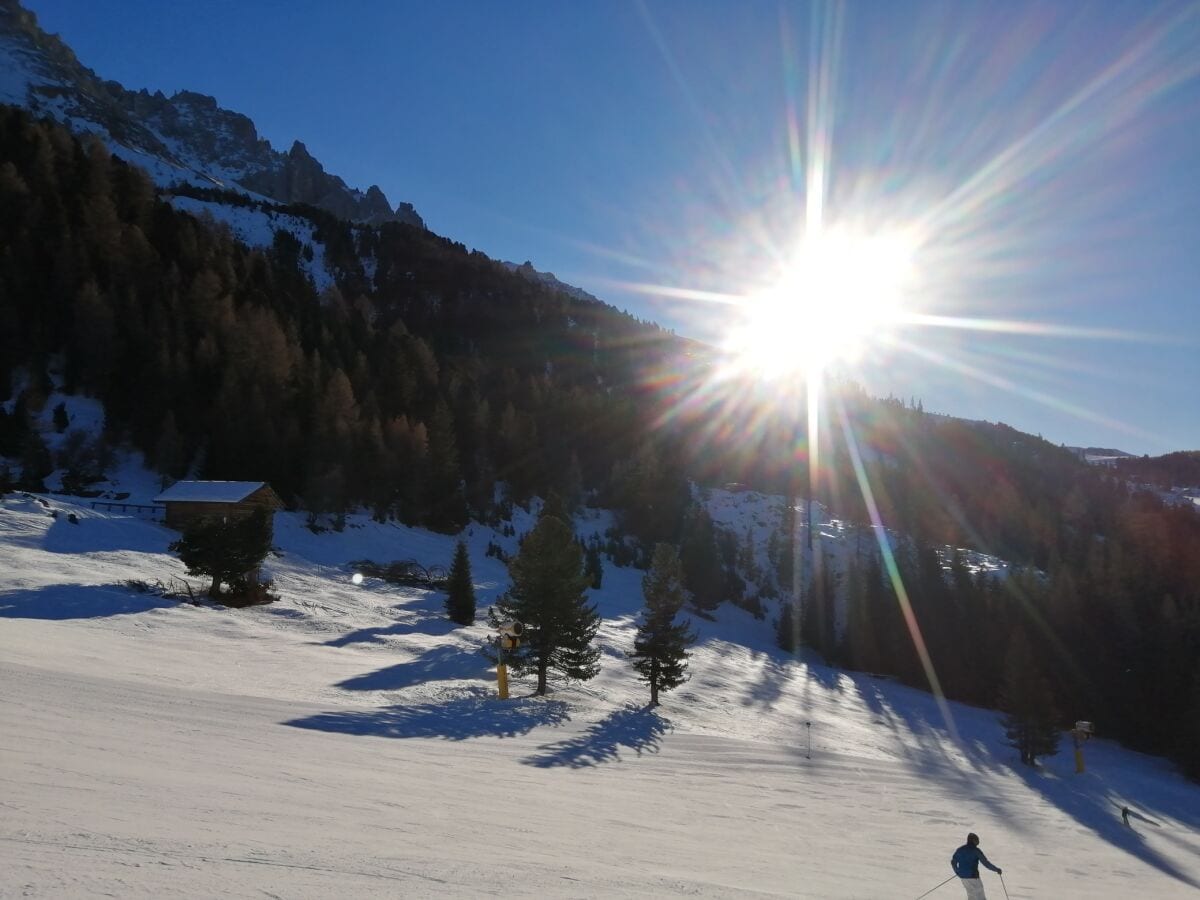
[496, 638, 510, 699]
[497, 660, 509, 700]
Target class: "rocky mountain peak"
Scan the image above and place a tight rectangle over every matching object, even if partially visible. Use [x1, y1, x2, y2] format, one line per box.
[0, 0, 424, 230]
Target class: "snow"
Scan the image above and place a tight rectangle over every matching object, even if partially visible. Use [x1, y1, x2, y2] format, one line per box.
[167, 196, 337, 292]
[0, 33, 39, 105]
[153, 480, 267, 504]
[2, 490, 1199, 897]
[0, 386, 163, 503]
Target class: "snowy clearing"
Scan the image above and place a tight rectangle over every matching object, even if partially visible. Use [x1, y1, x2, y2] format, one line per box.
[2, 494, 1199, 898]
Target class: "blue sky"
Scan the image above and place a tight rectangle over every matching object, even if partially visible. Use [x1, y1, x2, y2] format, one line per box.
[24, 1, 1200, 454]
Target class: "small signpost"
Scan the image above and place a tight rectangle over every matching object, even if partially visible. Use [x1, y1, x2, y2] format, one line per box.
[495, 621, 523, 700]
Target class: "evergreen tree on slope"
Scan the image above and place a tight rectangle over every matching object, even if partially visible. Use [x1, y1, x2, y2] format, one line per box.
[1177, 670, 1200, 782]
[631, 543, 696, 706]
[488, 514, 600, 695]
[445, 539, 476, 626]
[170, 509, 272, 599]
[999, 630, 1061, 766]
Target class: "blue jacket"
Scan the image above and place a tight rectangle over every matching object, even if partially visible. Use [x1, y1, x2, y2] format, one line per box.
[951, 844, 999, 879]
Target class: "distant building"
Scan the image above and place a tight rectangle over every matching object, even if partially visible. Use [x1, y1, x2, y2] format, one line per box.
[154, 481, 283, 532]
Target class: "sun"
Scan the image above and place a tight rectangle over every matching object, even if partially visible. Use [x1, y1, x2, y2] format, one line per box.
[724, 228, 917, 379]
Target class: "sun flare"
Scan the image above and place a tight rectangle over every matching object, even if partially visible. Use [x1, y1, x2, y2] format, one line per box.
[725, 229, 916, 379]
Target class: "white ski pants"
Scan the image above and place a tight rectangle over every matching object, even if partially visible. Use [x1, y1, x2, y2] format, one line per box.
[960, 877, 987, 900]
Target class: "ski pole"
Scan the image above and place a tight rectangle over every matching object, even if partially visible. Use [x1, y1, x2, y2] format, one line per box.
[999, 872, 1011, 900]
[913, 875, 956, 900]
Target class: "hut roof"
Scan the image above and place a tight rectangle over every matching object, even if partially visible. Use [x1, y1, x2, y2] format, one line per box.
[154, 481, 270, 504]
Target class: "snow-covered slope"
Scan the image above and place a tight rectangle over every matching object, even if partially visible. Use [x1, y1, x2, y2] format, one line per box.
[166, 196, 339, 293]
[2, 493, 1198, 898]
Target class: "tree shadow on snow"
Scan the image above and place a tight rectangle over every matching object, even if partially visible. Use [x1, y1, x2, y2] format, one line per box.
[322, 613, 462, 648]
[850, 677, 1005, 774]
[334, 644, 493, 691]
[0, 582, 174, 620]
[850, 677, 1200, 889]
[740, 653, 792, 708]
[283, 687, 570, 741]
[835, 678, 1017, 823]
[740, 651, 844, 710]
[521, 703, 670, 768]
[1012, 764, 1200, 891]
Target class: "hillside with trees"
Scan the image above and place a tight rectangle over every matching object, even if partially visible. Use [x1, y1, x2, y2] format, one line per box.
[1, 104, 1198, 779]
[1114, 451, 1200, 490]
[0, 105, 691, 534]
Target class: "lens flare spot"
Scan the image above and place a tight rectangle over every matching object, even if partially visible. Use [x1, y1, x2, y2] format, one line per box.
[725, 229, 917, 379]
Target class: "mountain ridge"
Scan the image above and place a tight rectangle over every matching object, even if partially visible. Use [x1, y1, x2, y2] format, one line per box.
[0, 0, 423, 227]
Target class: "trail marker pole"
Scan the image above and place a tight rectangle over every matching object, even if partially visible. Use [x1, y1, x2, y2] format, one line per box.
[806, 721, 812, 759]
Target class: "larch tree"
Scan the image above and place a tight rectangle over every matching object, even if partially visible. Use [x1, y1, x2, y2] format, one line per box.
[630, 543, 696, 706]
[488, 514, 599, 695]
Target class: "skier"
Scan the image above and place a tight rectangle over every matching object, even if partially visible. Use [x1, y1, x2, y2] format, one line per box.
[950, 832, 1002, 899]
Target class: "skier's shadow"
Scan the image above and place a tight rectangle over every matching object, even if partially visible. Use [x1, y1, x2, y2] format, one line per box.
[521, 703, 670, 768]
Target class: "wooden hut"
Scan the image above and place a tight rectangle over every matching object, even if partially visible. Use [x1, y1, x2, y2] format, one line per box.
[154, 481, 283, 532]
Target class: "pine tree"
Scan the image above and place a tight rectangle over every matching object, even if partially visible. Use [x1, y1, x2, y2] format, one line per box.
[585, 540, 604, 589]
[445, 539, 476, 626]
[680, 505, 723, 610]
[999, 631, 1061, 766]
[631, 543, 696, 705]
[776, 500, 797, 593]
[17, 428, 52, 491]
[800, 554, 838, 661]
[776, 597, 800, 652]
[152, 411, 187, 481]
[1180, 671, 1200, 781]
[539, 491, 571, 529]
[0, 404, 25, 457]
[169, 509, 273, 599]
[488, 514, 599, 695]
[562, 451, 584, 512]
[425, 400, 469, 534]
[843, 552, 879, 672]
